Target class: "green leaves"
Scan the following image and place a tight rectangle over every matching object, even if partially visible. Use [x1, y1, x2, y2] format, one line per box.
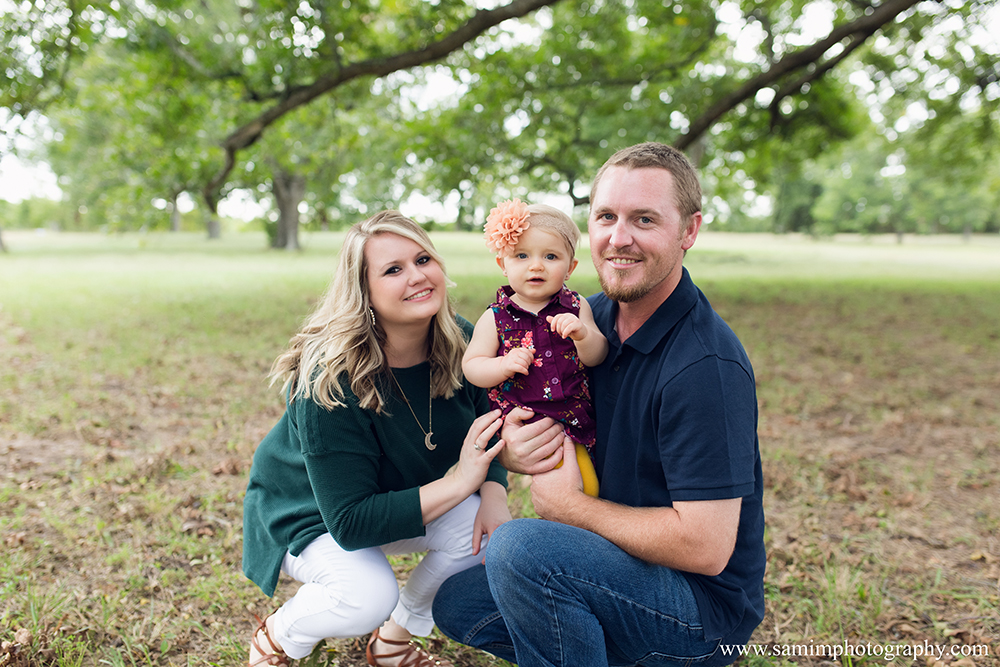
[4, 0, 997, 235]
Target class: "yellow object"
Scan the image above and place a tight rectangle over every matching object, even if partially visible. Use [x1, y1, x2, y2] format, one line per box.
[556, 442, 600, 497]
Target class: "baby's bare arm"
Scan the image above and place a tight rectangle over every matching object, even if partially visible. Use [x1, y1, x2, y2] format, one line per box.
[547, 300, 608, 367]
[463, 310, 534, 387]
[574, 299, 609, 366]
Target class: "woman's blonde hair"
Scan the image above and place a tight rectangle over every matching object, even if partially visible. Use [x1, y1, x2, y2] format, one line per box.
[270, 210, 467, 413]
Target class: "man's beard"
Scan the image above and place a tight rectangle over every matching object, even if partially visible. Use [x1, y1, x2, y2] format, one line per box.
[598, 269, 656, 303]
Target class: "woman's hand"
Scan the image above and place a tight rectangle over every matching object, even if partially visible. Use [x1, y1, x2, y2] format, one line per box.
[449, 410, 506, 497]
[419, 411, 505, 526]
[472, 481, 511, 561]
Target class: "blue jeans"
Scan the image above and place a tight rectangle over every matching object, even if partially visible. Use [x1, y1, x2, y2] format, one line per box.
[433, 519, 723, 667]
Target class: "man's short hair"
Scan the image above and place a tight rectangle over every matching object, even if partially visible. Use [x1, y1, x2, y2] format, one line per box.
[590, 142, 702, 220]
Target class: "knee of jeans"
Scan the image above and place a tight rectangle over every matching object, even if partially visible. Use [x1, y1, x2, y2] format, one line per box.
[487, 519, 540, 559]
[484, 519, 540, 582]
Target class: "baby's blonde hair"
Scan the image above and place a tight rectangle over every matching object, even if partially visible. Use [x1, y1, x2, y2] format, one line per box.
[524, 203, 580, 257]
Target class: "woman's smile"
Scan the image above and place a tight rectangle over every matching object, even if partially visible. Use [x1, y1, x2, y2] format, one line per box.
[405, 288, 433, 301]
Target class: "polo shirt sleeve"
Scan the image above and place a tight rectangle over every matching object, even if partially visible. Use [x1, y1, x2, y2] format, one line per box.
[657, 356, 757, 501]
[293, 395, 425, 551]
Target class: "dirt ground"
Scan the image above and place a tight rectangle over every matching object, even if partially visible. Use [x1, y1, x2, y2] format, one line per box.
[1, 287, 998, 666]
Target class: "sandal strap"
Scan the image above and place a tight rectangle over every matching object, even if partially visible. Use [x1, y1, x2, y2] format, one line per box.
[367, 628, 448, 667]
[250, 613, 290, 667]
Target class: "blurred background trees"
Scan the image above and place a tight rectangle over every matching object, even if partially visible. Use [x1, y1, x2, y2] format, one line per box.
[1, 0, 997, 244]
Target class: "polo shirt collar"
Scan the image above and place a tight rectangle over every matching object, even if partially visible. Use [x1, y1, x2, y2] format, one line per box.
[601, 267, 699, 354]
[497, 284, 574, 315]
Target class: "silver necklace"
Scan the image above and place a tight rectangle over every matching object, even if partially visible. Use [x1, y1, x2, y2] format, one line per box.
[389, 370, 436, 451]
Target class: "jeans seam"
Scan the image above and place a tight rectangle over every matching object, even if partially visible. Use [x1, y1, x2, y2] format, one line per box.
[547, 572, 717, 665]
[543, 571, 565, 666]
[555, 573, 704, 633]
[464, 609, 513, 649]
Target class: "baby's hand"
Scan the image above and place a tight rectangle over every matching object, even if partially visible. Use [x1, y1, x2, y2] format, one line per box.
[500, 347, 534, 377]
[547, 314, 587, 341]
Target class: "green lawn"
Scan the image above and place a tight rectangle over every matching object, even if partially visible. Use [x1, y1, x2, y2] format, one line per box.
[1, 229, 998, 666]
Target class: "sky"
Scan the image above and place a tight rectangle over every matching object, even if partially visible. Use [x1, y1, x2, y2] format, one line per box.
[0, 152, 479, 222]
[0, 154, 60, 204]
[0, 155, 261, 220]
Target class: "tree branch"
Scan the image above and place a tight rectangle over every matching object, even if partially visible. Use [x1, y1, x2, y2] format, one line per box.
[203, 0, 564, 212]
[768, 31, 869, 129]
[676, 0, 923, 151]
[528, 29, 717, 94]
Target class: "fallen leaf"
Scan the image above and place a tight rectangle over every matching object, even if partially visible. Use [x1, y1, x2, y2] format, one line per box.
[891, 622, 920, 636]
[4, 532, 26, 547]
[211, 458, 242, 475]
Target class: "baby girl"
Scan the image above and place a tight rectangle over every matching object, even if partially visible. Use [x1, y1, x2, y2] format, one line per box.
[463, 199, 608, 496]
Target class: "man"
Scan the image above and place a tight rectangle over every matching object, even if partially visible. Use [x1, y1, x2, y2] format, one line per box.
[433, 142, 765, 667]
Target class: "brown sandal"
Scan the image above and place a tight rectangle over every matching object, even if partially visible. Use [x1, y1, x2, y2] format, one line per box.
[366, 628, 452, 667]
[249, 613, 290, 667]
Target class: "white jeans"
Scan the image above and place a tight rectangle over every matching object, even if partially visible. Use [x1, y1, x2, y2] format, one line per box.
[271, 494, 484, 659]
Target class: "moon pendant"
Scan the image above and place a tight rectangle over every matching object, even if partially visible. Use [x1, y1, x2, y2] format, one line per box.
[424, 433, 436, 451]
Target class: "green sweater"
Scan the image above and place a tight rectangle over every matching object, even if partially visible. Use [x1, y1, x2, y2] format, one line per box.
[242, 318, 507, 597]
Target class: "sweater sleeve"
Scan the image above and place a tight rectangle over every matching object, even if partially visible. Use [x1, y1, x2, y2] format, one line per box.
[294, 394, 425, 551]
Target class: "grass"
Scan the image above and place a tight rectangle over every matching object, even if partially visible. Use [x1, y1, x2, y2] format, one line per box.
[1, 229, 999, 666]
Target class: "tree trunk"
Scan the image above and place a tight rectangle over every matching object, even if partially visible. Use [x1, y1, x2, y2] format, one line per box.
[202, 0, 564, 207]
[0, 226, 6, 253]
[170, 193, 182, 232]
[273, 169, 306, 251]
[206, 210, 221, 239]
[273, 214, 288, 249]
[963, 223, 972, 243]
[686, 135, 707, 168]
[455, 194, 473, 231]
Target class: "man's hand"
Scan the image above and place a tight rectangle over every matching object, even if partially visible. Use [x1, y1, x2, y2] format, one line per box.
[497, 407, 565, 474]
[530, 436, 586, 522]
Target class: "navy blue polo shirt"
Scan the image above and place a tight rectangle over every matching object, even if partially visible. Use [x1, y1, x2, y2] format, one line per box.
[588, 267, 765, 650]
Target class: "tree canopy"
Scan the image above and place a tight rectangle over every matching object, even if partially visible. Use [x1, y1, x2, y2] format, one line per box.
[2, 0, 997, 240]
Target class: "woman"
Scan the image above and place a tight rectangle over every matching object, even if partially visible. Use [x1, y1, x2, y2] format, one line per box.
[242, 211, 510, 667]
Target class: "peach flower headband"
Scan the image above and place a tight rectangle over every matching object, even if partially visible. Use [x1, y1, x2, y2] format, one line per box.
[484, 198, 530, 256]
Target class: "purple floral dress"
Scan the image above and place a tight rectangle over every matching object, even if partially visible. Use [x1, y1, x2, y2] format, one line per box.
[487, 285, 596, 451]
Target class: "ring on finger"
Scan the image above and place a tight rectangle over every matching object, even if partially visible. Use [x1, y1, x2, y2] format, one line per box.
[473, 443, 482, 451]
